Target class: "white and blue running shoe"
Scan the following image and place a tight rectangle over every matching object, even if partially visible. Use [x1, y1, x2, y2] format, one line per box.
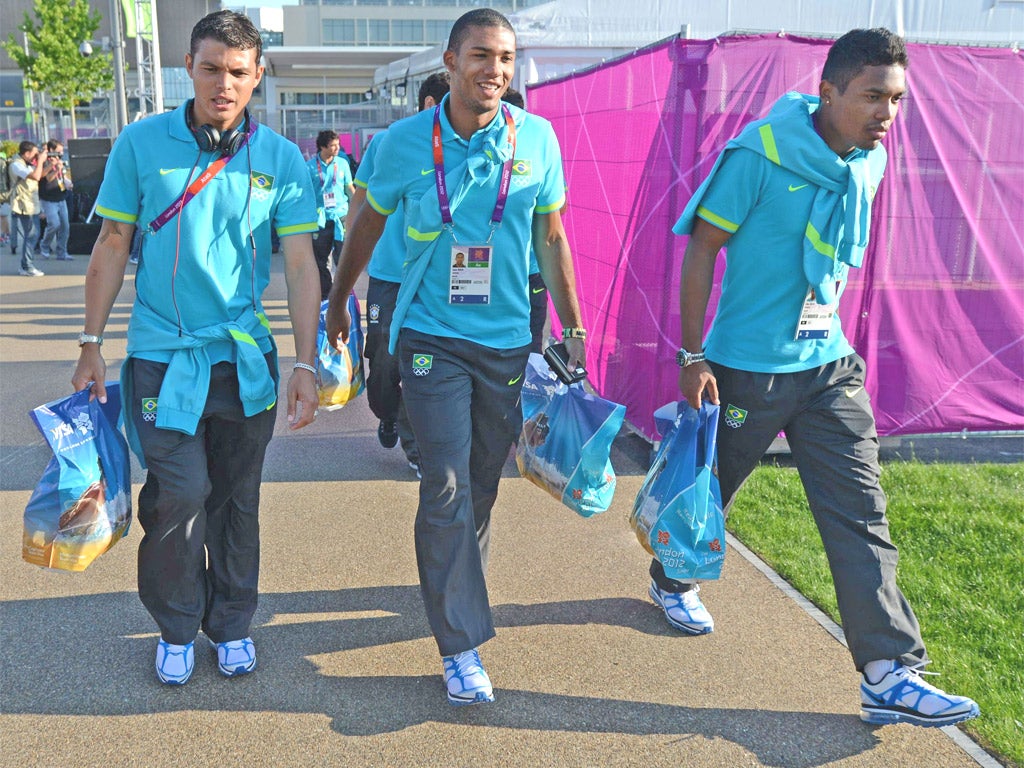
[211, 637, 257, 677]
[860, 661, 980, 727]
[442, 648, 494, 706]
[155, 639, 194, 685]
[649, 581, 714, 635]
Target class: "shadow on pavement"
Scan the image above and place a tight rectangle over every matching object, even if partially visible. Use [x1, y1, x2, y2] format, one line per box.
[0, 587, 880, 768]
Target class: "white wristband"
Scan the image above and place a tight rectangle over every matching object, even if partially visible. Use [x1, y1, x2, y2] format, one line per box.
[293, 362, 317, 375]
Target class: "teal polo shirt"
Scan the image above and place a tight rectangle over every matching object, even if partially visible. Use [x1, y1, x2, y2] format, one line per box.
[96, 102, 318, 364]
[366, 97, 565, 349]
[307, 152, 353, 230]
[356, 130, 406, 283]
[680, 147, 856, 373]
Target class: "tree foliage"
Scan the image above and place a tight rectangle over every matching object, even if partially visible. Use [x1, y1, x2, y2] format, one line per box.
[2, 0, 115, 111]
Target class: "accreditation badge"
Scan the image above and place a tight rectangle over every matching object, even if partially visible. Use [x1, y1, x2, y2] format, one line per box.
[449, 245, 492, 304]
[795, 285, 837, 340]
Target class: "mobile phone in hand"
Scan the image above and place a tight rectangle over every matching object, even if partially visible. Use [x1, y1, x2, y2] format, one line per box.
[543, 342, 587, 384]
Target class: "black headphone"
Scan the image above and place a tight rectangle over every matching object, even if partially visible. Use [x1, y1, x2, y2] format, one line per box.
[186, 100, 250, 156]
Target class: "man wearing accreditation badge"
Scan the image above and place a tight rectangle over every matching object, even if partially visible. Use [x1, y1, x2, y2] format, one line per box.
[71, 10, 321, 687]
[661, 28, 978, 727]
[307, 130, 354, 300]
[326, 8, 586, 706]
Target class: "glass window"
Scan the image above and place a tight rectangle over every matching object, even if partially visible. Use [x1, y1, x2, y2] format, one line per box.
[368, 19, 389, 44]
[425, 20, 450, 44]
[324, 19, 356, 44]
[391, 19, 423, 43]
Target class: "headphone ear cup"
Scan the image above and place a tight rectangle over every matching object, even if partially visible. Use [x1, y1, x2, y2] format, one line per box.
[220, 126, 246, 157]
[194, 124, 220, 153]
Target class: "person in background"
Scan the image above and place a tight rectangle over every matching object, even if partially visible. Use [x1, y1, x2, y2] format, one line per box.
[662, 27, 979, 728]
[71, 10, 321, 687]
[7, 140, 46, 276]
[307, 129, 355, 300]
[38, 139, 74, 261]
[0, 148, 13, 249]
[327, 8, 586, 707]
[502, 86, 557, 353]
[347, 71, 450, 472]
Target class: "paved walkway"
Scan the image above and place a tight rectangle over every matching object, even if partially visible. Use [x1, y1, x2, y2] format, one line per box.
[0, 254, 995, 767]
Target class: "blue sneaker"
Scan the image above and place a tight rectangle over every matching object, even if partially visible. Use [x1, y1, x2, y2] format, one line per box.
[155, 639, 194, 685]
[211, 637, 257, 677]
[649, 580, 714, 635]
[442, 648, 494, 706]
[861, 661, 979, 727]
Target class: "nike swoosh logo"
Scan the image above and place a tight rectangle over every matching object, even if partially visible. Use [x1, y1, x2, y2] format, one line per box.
[788, 183, 809, 192]
[845, 386, 863, 398]
[531, 287, 546, 294]
[159, 169, 176, 175]
[420, 168, 434, 176]
[507, 374, 523, 386]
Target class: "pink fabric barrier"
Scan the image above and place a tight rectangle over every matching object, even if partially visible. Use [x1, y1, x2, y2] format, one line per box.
[529, 34, 1024, 440]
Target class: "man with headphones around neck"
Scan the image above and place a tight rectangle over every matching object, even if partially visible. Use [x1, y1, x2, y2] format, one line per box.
[71, 10, 321, 686]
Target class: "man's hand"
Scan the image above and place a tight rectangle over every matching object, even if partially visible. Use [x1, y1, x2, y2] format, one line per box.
[287, 368, 319, 430]
[325, 287, 351, 350]
[564, 336, 586, 372]
[679, 361, 718, 411]
[71, 346, 108, 403]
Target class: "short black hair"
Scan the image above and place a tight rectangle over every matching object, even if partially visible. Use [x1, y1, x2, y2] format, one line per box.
[501, 87, 524, 109]
[316, 130, 339, 150]
[822, 28, 908, 93]
[45, 139, 62, 151]
[190, 10, 262, 65]
[446, 8, 515, 54]
[417, 72, 450, 111]
[18, 140, 36, 156]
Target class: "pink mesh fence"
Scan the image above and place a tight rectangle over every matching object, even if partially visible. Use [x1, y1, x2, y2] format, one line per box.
[529, 33, 1024, 440]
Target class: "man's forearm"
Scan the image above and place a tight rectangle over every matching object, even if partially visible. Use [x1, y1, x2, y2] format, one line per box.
[679, 219, 729, 351]
[281, 234, 320, 365]
[331, 204, 385, 298]
[534, 213, 583, 329]
[83, 220, 133, 336]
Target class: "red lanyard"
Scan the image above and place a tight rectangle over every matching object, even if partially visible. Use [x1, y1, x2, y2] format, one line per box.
[149, 119, 257, 234]
[432, 103, 516, 234]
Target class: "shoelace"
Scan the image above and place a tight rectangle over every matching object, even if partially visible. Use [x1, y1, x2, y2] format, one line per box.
[449, 650, 483, 678]
[892, 661, 942, 692]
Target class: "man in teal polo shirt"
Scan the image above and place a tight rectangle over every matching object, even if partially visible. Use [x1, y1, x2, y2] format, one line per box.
[307, 129, 355, 299]
[663, 28, 978, 727]
[71, 10, 321, 687]
[326, 8, 586, 706]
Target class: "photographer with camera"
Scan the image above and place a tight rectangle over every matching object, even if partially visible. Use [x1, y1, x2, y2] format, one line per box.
[7, 141, 45, 276]
[38, 139, 73, 261]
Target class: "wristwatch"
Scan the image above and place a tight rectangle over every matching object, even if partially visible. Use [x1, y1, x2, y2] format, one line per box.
[78, 333, 103, 347]
[676, 347, 705, 367]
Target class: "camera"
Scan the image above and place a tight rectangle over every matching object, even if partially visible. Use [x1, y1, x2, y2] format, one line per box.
[47, 152, 61, 159]
[543, 342, 587, 385]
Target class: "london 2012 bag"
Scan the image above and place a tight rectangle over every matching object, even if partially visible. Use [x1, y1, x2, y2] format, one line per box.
[630, 401, 726, 581]
[316, 294, 365, 410]
[23, 384, 133, 572]
[517, 352, 626, 517]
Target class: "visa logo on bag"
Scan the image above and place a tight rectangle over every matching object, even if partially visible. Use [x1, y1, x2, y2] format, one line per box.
[50, 422, 76, 441]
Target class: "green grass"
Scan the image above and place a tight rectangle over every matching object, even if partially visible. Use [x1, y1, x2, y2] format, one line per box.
[726, 461, 1024, 767]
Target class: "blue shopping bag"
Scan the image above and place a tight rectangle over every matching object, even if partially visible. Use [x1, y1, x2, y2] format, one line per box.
[517, 353, 626, 517]
[316, 294, 365, 411]
[630, 401, 726, 580]
[23, 384, 133, 572]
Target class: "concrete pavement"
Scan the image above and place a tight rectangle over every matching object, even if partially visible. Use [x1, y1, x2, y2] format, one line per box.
[0, 253, 994, 767]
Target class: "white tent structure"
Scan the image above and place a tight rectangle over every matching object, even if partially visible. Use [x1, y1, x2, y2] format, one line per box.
[372, 0, 1023, 113]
